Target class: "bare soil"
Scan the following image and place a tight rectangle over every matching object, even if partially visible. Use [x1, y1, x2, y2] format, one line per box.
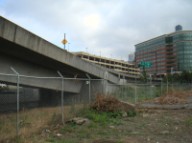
[1, 96, 192, 143]
[43, 109, 192, 143]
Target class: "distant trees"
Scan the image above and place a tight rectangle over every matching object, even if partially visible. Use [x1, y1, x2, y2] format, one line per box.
[139, 69, 192, 83]
[163, 71, 192, 83]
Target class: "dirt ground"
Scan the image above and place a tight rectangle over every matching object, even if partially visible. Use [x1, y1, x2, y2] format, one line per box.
[43, 109, 192, 143]
[1, 98, 192, 143]
[89, 94, 192, 143]
[119, 109, 192, 143]
[91, 109, 192, 143]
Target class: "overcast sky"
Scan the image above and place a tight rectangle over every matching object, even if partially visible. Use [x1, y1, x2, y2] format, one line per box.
[1, 0, 192, 61]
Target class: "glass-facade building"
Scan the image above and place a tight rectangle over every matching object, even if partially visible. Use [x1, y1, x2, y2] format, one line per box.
[135, 30, 192, 75]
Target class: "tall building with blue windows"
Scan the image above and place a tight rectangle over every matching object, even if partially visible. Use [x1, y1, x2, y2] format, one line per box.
[135, 26, 192, 76]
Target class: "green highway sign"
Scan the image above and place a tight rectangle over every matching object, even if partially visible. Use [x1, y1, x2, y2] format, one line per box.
[138, 61, 152, 68]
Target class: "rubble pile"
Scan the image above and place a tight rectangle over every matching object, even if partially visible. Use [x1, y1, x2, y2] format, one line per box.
[154, 91, 192, 104]
[91, 94, 135, 112]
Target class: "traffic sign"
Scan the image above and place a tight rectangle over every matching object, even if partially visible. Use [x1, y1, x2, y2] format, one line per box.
[62, 39, 68, 45]
[138, 61, 152, 68]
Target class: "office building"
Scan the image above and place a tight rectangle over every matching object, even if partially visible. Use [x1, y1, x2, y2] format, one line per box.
[128, 53, 135, 62]
[135, 26, 192, 76]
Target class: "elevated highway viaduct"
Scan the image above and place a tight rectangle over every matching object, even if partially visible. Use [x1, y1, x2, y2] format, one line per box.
[0, 16, 138, 97]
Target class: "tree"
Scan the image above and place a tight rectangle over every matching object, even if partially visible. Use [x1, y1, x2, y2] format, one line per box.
[163, 70, 192, 83]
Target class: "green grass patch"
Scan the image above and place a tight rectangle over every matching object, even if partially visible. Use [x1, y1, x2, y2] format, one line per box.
[127, 110, 137, 117]
[77, 108, 124, 126]
[185, 117, 192, 126]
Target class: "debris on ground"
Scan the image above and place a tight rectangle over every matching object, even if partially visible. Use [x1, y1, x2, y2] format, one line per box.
[41, 128, 51, 137]
[121, 111, 128, 117]
[91, 94, 135, 113]
[152, 91, 192, 104]
[55, 133, 62, 137]
[66, 117, 89, 125]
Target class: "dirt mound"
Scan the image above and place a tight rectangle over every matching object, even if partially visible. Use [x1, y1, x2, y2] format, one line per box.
[153, 91, 192, 104]
[91, 94, 135, 112]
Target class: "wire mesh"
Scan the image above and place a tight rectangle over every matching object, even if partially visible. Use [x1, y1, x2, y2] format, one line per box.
[1, 71, 192, 141]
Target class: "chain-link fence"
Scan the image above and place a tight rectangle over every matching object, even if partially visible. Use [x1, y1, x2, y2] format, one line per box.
[106, 83, 161, 103]
[0, 71, 192, 141]
[106, 82, 192, 103]
[0, 71, 107, 141]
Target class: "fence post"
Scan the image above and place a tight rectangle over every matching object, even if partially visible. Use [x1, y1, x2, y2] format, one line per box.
[134, 77, 137, 103]
[86, 74, 91, 104]
[160, 80, 162, 95]
[166, 75, 169, 94]
[57, 71, 64, 125]
[10, 67, 20, 137]
[134, 85, 136, 103]
[103, 79, 107, 94]
[123, 76, 125, 100]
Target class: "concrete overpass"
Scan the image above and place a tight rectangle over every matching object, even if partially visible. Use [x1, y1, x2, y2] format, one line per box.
[0, 16, 138, 94]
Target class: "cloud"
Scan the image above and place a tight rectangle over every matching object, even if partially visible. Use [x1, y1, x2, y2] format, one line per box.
[83, 13, 101, 32]
[1, 0, 192, 61]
